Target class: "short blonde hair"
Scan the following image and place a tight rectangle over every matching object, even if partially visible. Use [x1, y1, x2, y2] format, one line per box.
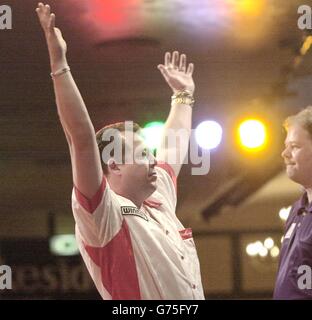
[283, 106, 312, 139]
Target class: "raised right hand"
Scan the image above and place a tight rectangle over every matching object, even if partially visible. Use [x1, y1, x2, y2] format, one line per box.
[36, 2, 67, 67]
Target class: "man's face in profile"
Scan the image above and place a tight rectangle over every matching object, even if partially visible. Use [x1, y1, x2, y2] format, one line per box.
[282, 125, 312, 188]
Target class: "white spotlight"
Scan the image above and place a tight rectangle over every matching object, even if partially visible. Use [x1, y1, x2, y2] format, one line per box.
[195, 120, 223, 150]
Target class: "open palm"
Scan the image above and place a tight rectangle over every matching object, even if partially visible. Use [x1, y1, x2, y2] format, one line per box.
[158, 51, 195, 94]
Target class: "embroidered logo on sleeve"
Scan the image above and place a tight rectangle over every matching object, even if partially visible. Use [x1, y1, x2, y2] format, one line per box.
[121, 206, 148, 221]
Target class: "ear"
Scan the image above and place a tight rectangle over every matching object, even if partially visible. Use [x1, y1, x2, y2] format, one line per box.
[107, 158, 122, 176]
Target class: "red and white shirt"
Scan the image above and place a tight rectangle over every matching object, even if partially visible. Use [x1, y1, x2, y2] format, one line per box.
[71, 162, 204, 300]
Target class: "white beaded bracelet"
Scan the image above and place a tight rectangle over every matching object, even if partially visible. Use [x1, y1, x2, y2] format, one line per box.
[50, 66, 70, 78]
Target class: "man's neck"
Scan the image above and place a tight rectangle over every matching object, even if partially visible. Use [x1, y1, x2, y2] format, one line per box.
[115, 190, 145, 208]
[125, 194, 144, 208]
[107, 175, 154, 208]
[108, 180, 146, 208]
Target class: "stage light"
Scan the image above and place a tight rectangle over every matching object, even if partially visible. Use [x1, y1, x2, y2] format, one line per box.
[195, 120, 223, 150]
[246, 238, 280, 259]
[142, 121, 164, 151]
[246, 243, 258, 256]
[236, 0, 265, 17]
[279, 206, 291, 221]
[259, 246, 268, 257]
[300, 36, 312, 56]
[264, 237, 274, 249]
[89, 0, 133, 26]
[270, 246, 280, 258]
[49, 234, 79, 256]
[238, 119, 267, 150]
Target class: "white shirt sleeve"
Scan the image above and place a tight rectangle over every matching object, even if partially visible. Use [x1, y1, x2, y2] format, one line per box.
[153, 162, 177, 212]
[71, 177, 124, 247]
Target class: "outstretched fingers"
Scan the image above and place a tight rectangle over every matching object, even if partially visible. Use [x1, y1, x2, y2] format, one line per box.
[36, 3, 55, 32]
[179, 54, 186, 72]
[36, 2, 49, 17]
[35, 3, 43, 17]
[36, 2, 44, 11]
[157, 64, 170, 82]
[186, 63, 194, 76]
[49, 13, 55, 30]
[44, 3, 50, 15]
[171, 51, 179, 69]
[164, 52, 171, 68]
[159, 51, 194, 78]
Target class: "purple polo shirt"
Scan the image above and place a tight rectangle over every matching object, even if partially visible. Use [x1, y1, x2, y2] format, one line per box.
[274, 192, 312, 299]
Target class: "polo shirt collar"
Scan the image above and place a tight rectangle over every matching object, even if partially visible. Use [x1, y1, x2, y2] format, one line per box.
[297, 192, 312, 214]
[143, 199, 162, 209]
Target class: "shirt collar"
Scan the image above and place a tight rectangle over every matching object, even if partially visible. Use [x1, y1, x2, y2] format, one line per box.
[143, 199, 162, 209]
[110, 183, 162, 209]
[297, 192, 312, 214]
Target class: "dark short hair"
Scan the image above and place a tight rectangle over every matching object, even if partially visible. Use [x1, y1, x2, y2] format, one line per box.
[96, 122, 142, 175]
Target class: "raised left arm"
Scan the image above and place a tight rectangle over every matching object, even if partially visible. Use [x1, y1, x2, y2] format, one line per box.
[157, 51, 195, 176]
